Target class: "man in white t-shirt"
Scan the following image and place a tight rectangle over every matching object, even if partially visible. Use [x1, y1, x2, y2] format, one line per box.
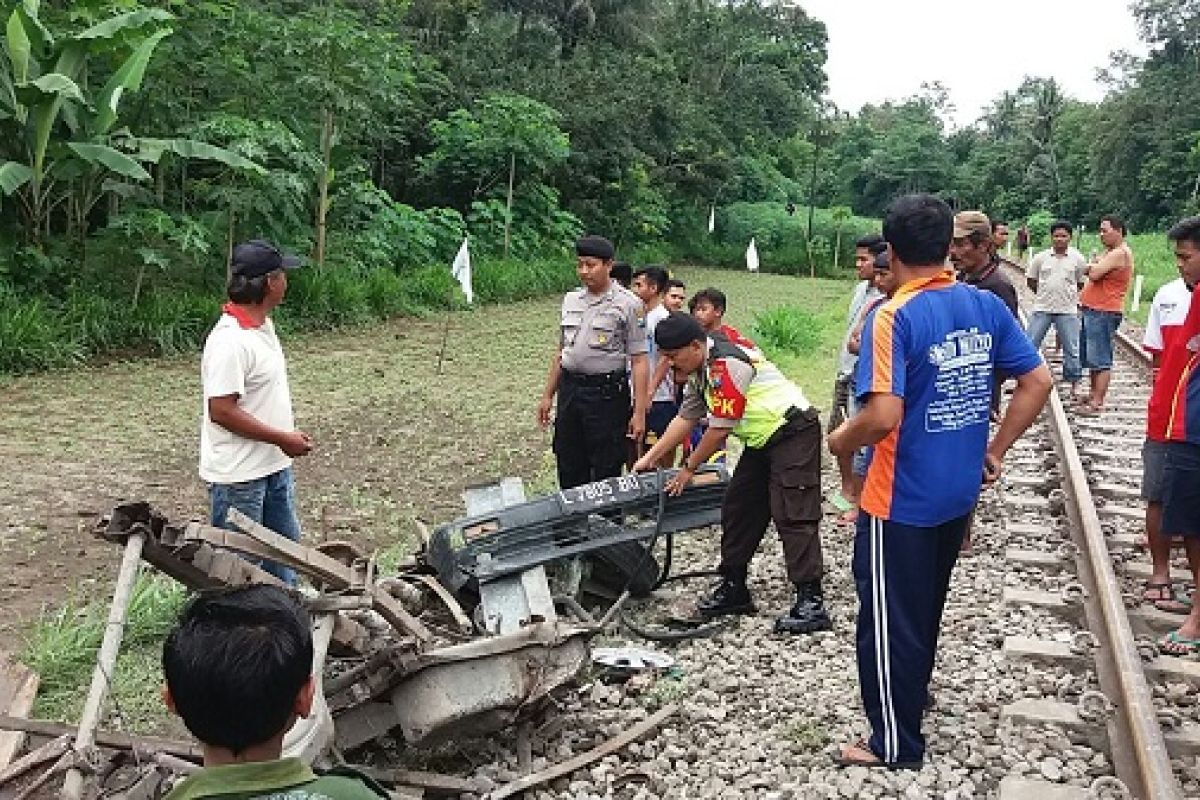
[1025, 220, 1087, 389]
[632, 266, 678, 466]
[200, 239, 313, 584]
[1139, 275, 1194, 614]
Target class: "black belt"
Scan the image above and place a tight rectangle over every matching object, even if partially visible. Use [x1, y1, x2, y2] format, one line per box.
[561, 369, 628, 387]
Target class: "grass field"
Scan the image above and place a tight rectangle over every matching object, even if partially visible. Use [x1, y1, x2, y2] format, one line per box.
[5, 265, 855, 733]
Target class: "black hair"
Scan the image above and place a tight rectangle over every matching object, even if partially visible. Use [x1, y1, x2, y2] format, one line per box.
[227, 273, 271, 304]
[882, 194, 953, 267]
[632, 266, 670, 294]
[688, 287, 727, 314]
[855, 233, 886, 255]
[1167, 215, 1200, 249]
[990, 220, 1009, 232]
[873, 251, 890, 271]
[1100, 214, 1127, 235]
[610, 261, 632, 288]
[163, 585, 313, 756]
[1050, 220, 1074, 235]
[666, 278, 686, 292]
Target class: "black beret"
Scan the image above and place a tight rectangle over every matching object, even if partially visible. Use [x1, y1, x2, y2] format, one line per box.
[655, 312, 706, 350]
[576, 235, 615, 260]
[873, 251, 890, 271]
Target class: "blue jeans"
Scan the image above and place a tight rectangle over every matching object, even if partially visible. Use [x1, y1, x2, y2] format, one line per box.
[1080, 307, 1122, 372]
[1026, 311, 1081, 383]
[209, 467, 301, 585]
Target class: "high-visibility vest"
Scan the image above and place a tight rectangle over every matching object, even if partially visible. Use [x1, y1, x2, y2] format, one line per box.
[691, 333, 809, 449]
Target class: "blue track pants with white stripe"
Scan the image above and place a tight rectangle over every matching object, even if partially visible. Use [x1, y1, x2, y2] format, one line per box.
[852, 511, 969, 764]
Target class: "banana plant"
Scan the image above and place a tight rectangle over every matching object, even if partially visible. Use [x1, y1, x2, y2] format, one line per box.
[0, 1, 263, 246]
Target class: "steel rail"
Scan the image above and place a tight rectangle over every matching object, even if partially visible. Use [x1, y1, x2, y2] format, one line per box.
[1002, 262, 1181, 798]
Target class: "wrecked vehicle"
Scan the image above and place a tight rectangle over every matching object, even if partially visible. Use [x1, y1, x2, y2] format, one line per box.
[0, 466, 726, 798]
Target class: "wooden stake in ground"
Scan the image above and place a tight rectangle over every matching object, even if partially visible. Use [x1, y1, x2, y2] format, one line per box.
[61, 529, 146, 800]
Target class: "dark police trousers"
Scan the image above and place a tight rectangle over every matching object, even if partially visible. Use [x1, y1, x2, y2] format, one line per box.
[719, 408, 824, 583]
[553, 373, 631, 489]
[853, 511, 969, 764]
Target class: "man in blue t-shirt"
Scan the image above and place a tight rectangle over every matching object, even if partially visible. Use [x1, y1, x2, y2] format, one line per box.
[828, 194, 1052, 769]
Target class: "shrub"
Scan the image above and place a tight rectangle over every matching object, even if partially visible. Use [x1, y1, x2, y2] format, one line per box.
[669, 203, 879, 277]
[0, 288, 83, 372]
[752, 305, 822, 358]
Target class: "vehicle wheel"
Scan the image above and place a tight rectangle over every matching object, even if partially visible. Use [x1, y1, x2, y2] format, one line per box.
[587, 540, 659, 598]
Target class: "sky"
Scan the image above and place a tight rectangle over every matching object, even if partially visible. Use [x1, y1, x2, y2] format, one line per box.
[800, 0, 1148, 128]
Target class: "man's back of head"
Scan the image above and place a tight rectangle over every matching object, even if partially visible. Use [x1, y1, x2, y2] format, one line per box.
[883, 194, 953, 269]
[163, 585, 313, 759]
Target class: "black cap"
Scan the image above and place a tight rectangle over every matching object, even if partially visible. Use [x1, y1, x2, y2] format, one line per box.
[576, 235, 615, 261]
[655, 311, 706, 350]
[231, 239, 302, 279]
[873, 251, 890, 271]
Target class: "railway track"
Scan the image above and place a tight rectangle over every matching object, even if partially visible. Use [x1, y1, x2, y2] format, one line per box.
[994, 267, 1200, 799]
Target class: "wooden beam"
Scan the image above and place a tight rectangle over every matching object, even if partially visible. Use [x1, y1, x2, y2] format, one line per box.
[0, 715, 201, 761]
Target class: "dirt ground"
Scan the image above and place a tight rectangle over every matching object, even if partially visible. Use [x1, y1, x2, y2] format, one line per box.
[0, 268, 846, 646]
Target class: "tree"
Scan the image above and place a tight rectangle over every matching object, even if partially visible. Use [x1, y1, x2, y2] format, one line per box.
[0, 2, 261, 246]
[419, 92, 569, 255]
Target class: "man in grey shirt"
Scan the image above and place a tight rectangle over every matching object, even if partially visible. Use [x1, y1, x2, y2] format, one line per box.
[1026, 219, 1087, 388]
[831, 233, 887, 514]
[537, 236, 649, 489]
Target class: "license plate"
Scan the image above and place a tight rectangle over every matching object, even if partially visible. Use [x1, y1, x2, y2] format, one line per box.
[558, 474, 645, 513]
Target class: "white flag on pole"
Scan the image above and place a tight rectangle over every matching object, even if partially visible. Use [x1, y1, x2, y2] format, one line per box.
[707, 205, 716, 234]
[745, 237, 759, 272]
[451, 237, 473, 304]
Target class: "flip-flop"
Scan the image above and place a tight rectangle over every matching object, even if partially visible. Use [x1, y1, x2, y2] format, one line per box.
[1144, 581, 1191, 614]
[834, 740, 922, 771]
[1159, 631, 1200, 656]
[829, 492, 853, 513]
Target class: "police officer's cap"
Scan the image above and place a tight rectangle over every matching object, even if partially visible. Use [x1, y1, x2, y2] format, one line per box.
[576, 235, 615, 260]
[655, 312, 706, 350]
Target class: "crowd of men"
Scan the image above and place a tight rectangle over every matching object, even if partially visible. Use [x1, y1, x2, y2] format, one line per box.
[164, 194, 1200, 793]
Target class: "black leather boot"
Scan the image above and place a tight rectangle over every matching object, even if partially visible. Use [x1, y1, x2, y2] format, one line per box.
[696, 576, 756, 617]
[774, 579, 832, 634]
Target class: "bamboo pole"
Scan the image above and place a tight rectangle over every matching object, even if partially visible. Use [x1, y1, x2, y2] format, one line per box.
[61, 530, 145, 800]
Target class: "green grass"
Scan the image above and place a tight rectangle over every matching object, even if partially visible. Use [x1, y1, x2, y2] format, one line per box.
[672, 267, 851, 406]
[21, 572, 187, 731]
[752, 306, 823, 359]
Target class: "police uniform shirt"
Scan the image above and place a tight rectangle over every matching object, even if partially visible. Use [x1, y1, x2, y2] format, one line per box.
[559, 284, 648, 374]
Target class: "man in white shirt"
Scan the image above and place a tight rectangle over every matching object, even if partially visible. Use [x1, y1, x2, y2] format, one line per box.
[1025, 220, 1087, 389]
[632, 266, 678, 466]
[200, 239, 313, 584]
[830, 233, 886, 516]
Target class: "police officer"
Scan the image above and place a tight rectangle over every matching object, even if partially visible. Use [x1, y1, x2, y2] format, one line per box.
[537, 236, 650, 489]
[633, 313, 830, 634]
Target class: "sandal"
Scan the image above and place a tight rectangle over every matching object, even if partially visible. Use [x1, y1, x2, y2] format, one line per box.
[1143, 581, 1191, 614]
[829, 492, 853, 513]
[1159, 631, 1200, 656]
[834, 740, 922, 770]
